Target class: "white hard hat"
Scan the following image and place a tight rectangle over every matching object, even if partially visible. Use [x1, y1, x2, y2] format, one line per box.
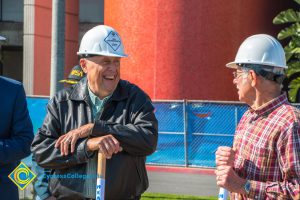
[77, 25, 127, 57]
[226, 34, 287, 69]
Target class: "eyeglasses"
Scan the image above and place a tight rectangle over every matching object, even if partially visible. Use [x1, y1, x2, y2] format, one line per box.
[232, 71, 246, 79]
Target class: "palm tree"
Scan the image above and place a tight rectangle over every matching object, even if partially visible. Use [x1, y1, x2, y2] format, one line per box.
[273, 0, 300, 102]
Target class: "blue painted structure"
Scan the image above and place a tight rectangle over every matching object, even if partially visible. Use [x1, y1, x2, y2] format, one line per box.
[25, 97, 251, 168]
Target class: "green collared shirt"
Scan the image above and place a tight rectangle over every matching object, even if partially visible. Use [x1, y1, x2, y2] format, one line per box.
[87, 86, 111, 119]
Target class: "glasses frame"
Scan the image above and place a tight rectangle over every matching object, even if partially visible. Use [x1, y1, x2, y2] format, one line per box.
[232, 71, 244, 79]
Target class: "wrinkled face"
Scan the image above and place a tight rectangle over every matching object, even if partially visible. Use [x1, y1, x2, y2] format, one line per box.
[233, 68, 255, 103]
[80, 55, 121, 99]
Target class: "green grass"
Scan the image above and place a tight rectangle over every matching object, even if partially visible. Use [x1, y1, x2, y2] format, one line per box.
[141, 192, 217, 200]
[21, 193, 217, 200]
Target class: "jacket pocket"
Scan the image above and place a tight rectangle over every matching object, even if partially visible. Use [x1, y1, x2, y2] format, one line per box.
[49, 165, 86, 199]
[132, 156, 148, 193]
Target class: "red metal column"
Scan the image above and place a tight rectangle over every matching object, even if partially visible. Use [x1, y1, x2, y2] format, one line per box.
[33, 0, 78, 95]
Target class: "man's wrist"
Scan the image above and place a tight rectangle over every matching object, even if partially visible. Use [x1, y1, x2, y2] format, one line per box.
[242, 179, 251, 196]
[86, 138, 94, 151]
[84, 139, 95, 158]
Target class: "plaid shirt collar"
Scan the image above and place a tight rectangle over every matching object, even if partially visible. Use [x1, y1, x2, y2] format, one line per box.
[248, 93, 288, 117]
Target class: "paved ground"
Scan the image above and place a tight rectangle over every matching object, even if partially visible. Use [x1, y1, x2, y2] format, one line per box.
[19, 165, 219, 199]
[146, 166, 219, 197]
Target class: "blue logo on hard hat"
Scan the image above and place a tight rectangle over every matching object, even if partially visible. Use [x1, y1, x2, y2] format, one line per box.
[104, 31, 121, 51]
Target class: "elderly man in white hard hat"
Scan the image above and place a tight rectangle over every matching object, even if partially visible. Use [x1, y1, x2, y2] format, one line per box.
[215, 34, 300, 199]
[32, 25, 158, 200]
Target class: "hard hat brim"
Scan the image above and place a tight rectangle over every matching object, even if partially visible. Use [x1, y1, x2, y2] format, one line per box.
[226, 62, 239, 69]
[226, 61, 288, 69]
[77, 52, 128, 58]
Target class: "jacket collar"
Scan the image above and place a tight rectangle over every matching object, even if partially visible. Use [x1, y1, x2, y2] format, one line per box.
[69, 77, 129, 102]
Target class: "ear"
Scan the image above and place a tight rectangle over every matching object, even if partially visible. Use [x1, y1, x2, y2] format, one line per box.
[249, 70, 257, 87]
[79, 59, 88, 73]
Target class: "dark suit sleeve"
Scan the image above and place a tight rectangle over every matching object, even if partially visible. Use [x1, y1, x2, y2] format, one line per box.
[0, 85, 34, 164]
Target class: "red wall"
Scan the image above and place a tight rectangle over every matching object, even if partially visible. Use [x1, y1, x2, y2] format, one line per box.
[105, 0, 294, 100]
[34, 0, 52, 95]
[64, 1, 79, 78]
[34, 0, 79, 95]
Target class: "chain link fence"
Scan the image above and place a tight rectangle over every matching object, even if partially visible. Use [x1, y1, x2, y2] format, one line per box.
[146, 100, 248, 168]
[147, 100, 300, 168]
[24, 97, 300, 168]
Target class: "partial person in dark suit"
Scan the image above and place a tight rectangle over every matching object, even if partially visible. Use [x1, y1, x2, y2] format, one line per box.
[0, 76, 34, 200]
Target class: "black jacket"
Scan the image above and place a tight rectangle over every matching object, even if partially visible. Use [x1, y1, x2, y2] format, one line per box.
[31, 78, 158, 200]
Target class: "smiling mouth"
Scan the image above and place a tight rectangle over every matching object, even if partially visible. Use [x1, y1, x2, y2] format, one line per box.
[104, 75, 116, 80]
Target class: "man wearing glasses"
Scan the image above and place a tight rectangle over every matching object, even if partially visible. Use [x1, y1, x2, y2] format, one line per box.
[215, 34, 300, 199]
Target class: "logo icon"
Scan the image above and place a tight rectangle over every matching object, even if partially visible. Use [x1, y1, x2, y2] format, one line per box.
[8, 162, 36, 190]
[104, 31, 121, 51]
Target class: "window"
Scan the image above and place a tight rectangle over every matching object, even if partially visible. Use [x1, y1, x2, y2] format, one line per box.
[0, 0, 23, 22]
[79, 0, 104, 23]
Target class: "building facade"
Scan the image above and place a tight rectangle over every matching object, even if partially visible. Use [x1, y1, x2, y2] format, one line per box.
[0, 0, 296, 100]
